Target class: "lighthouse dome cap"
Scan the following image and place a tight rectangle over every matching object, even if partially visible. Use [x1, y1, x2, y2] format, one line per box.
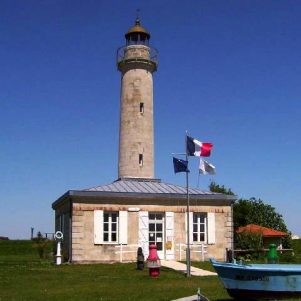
[125, 18, 150, 39]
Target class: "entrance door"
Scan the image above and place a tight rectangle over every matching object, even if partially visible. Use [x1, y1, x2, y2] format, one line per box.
[148, 213, 164, 259]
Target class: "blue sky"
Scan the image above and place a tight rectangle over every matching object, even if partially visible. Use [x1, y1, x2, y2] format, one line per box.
[1, 0, 300, 239]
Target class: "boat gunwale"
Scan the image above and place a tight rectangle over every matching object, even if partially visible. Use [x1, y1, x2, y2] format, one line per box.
[210, 258, 301, 273]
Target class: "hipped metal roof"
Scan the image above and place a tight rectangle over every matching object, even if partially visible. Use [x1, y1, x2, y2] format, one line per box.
[52, 178, 236, 209]
[86, 178, 218, 194]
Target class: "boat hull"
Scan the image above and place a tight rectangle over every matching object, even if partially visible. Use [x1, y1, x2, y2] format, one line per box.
[210, 259, 301, 300]
[227, 288, 301, 300]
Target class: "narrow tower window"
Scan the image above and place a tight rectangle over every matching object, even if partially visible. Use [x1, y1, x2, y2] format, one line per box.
[139, 102, 144, 114]
[139, 154, 143, 166]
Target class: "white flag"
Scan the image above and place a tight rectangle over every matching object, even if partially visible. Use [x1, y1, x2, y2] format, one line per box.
[199, 159, 216, 175]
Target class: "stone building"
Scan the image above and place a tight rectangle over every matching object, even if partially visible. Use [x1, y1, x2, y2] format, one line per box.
[52, 18, 236, 263]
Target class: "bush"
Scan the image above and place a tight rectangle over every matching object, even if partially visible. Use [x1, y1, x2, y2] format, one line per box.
[279, 251, 296, 263]
[291, 239, 301, 263]
[32, 232, 54, 259]
[236, 231, 263, 250]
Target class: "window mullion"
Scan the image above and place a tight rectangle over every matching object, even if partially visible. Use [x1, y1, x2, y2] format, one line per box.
[109, 214, 112, 242]
[197, 215, 199, 242]
[117, 215, 119, 242]
[204, 216, 207, 242]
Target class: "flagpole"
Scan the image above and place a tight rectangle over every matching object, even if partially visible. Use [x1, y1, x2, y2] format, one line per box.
[185, 131, 191, 277]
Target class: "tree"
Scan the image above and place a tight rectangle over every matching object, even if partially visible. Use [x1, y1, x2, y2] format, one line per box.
[234, 198, 291, 248]
[209, 182, 291, 248]
[209, 181, 235, 195]
[233, 198, 289, 232]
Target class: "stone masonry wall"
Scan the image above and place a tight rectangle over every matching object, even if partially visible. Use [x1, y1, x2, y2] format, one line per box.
[70, 201, 232, 263]
[118, 67, 154, 179]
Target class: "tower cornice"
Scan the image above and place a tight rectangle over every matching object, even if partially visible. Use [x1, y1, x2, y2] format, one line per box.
[117, 45, 158, 74]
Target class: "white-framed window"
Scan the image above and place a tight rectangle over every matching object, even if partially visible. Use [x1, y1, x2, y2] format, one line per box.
[94, 210, 128, 245]
[193, 213, 207, 243]
[103, 212, 118, 243]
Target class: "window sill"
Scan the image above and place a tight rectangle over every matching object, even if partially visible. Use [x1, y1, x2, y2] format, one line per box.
[95, 242, 120, 245]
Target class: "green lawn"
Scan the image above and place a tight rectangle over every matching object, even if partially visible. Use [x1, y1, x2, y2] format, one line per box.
[0, 240, 230, 301]
[1, 240, 301, 301]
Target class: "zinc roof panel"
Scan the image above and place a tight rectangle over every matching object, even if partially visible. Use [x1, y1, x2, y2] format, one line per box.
[144, 181, 160, 193]
[143, 182, 157, 193]
[168, 183, 186, 194]
[84, 179, 221, 195]
[128, 180, 145, 193]
[116, 181, 133, 193]
[124, 180, 139, 192]
[154, 182, 170, 193]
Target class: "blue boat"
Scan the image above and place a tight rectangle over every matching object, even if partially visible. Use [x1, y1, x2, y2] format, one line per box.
[210, 258, 301, 300]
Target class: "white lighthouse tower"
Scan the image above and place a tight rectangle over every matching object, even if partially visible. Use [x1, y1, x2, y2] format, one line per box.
[117, 18, 158, 179]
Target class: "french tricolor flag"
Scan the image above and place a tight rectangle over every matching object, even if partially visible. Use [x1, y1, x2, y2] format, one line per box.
[186, 136, 213, 157]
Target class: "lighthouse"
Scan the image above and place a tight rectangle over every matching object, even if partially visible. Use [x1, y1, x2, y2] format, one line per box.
[52, 18, 235, 265]
[117, 18, 158, 179]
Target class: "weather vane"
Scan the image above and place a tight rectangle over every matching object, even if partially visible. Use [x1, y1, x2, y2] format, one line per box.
[136, 8, 140, 19]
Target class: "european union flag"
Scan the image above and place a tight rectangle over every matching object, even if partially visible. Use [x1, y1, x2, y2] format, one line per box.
[173, 157, 189, 173]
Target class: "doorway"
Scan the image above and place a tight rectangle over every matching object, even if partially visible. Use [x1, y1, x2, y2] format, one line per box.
[148, 213, 164, 259]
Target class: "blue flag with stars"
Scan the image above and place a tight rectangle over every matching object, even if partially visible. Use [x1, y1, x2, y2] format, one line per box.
[173, 157, 189, 173]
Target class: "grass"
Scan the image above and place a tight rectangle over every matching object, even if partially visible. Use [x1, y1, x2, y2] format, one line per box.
[0, 240, 230, 301]
[1, 240, 301, 301]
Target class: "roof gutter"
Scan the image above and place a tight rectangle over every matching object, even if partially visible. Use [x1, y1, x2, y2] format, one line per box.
[52, 189, 237, 208]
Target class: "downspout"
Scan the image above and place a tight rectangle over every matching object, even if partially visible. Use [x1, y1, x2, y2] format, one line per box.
[231, 200, 235, 261]
[69, 198, 73, 262]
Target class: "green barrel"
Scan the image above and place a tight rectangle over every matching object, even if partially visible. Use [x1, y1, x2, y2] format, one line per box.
[267, 243, 278, 263]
